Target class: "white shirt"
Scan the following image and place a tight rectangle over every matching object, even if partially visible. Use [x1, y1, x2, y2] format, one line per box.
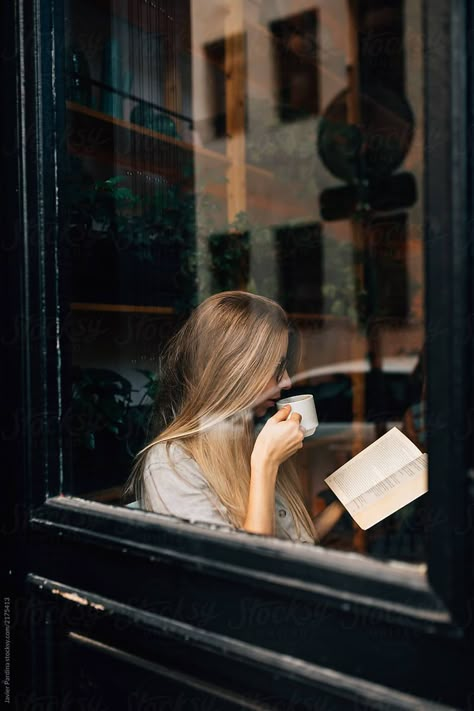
[142, 442, 314, 544]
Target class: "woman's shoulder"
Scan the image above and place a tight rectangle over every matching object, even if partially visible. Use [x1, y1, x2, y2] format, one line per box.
[141, 441, 232, 526]
[144, 441, 206, 486]
[145, 440, 191, 465]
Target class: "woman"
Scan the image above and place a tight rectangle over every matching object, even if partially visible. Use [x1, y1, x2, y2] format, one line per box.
[124, 291, 345, 544]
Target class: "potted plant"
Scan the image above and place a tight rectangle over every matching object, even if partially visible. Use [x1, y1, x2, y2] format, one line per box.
[68, 171, 197, 311]
[69, 366, 159, 495]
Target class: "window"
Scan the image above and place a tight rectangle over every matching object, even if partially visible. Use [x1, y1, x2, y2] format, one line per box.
[64, 0, 427, 563]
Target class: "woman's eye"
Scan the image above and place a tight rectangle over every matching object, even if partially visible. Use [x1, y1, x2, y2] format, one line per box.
[275, 358, 287, 382]
[275, 363, 286, 382]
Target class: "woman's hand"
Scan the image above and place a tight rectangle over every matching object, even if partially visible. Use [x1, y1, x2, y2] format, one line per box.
[251, 405, 304, 472]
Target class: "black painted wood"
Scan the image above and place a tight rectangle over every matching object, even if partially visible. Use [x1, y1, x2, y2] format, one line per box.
[27, 499, 472, 707]
[466, 0, 474, 599]
[424, 0, 471, 624]
[1, 0, 31, 704]
[31, 498, 453, 632]
[27, 575, 460, 710]
[14, 0, 67, 508]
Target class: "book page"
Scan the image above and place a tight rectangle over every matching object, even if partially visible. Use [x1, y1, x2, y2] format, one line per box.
[324, 427, 422, 506]
[346, 454, 428, 530]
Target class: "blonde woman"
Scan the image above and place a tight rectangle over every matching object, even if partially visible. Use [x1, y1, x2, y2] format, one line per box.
[124, 291, 345, 544]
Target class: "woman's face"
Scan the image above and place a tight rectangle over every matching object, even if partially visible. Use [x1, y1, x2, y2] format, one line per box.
[253, 342, 292, 417]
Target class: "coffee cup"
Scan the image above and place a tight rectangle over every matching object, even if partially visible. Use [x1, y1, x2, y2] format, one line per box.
[276, 394, 318, 437]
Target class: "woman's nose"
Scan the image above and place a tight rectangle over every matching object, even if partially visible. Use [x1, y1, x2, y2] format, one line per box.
[280, 370, 292, 391]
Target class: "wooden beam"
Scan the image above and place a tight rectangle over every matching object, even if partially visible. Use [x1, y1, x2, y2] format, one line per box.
[346, 0, 368, 554]
[224, 1, 246, 223]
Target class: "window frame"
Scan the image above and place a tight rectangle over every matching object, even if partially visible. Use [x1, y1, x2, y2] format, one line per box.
[14, 0, 472, 645]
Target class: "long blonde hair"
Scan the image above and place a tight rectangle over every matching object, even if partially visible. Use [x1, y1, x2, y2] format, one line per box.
[124, 291, 318, 543]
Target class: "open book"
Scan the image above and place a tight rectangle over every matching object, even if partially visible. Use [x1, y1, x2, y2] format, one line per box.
[324, 427, 428, 530]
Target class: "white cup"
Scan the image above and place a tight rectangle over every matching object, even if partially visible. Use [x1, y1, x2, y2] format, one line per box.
[276, 394, 319, 437]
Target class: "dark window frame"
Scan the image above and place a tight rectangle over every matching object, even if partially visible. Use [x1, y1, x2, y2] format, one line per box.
[12, 0, 472, 648]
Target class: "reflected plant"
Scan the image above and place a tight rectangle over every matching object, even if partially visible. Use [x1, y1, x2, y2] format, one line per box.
[69, 169, 200, 313]
[208, 209, 252, 292]
[81, 176, 186, 258]
[71, 367, 132, 450]
[322, 236, 365, 325]
[69, 166, 371, 323]
[126, 369, 160, 456]
[71, 367, 159, 456]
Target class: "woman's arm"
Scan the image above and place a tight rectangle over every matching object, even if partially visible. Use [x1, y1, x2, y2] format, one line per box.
[243, 405, 304, 536]
[312, 500, 345, 541]
[242, 460, 278, 536]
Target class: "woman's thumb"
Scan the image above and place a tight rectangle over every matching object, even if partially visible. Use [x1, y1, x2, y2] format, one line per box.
[273, 405, 291, 421]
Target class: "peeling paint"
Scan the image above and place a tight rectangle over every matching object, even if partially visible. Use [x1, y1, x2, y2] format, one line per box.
[51, 588, 105, 611]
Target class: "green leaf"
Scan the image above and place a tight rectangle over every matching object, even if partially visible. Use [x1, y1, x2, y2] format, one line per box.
[104, 176, 124, 186]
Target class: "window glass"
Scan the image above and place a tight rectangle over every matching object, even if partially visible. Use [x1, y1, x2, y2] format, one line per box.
[64, 0, 426, 562]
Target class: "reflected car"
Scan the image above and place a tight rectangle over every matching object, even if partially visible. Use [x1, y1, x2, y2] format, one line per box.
[282, 355, 422, 443]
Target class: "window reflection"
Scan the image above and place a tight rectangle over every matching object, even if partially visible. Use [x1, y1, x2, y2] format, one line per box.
[65, 0, 426, 562]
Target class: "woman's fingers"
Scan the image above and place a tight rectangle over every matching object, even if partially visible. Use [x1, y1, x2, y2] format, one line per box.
[288, 413, 304, 446]
[271, 408, 302, 427]
[272, 405, 291, 421]
[252, 406, 305, 469]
